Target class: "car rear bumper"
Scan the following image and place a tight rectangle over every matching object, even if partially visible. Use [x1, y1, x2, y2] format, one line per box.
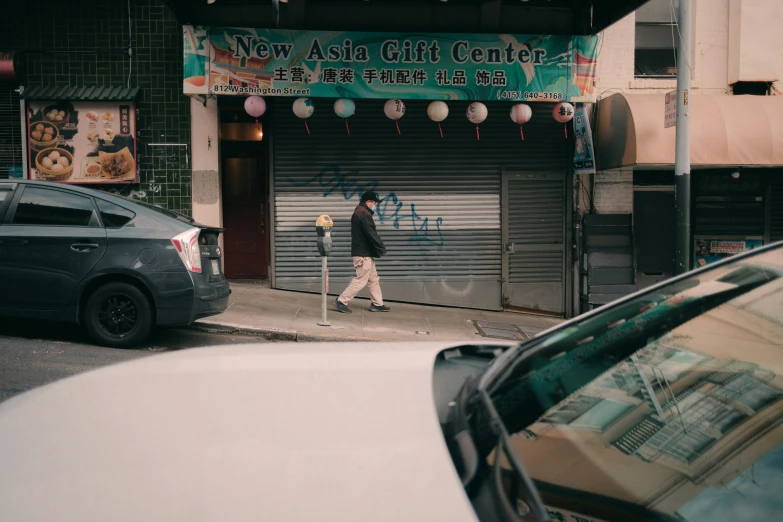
[191, 279, 231, 321]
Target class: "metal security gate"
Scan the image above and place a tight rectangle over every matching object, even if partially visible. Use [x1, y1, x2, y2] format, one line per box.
[502, 171, 566, 314]
[271, 99, 567, 310]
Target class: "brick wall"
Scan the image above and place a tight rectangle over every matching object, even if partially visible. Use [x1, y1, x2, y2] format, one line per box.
[0, 0, 191, 215]
[593, 170, 633, 215]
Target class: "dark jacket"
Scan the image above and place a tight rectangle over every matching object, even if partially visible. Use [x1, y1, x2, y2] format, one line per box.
[351, 203, 387, 258]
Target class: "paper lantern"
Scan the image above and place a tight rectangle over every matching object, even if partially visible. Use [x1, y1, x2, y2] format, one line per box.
[466, 102, 488, 140]
[384, 99, 406, 134]
[510, 103, 532, 140]
[244, 96, 266, 118]
[552, 102, 574, 138]
[334, 98, 355, 135]
[293, 98, 315, 134]
[427, 101, 449, 138]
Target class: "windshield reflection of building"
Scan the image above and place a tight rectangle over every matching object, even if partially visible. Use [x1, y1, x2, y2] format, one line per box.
[537, 340, 782, 470]
[514, 336, 783, 515]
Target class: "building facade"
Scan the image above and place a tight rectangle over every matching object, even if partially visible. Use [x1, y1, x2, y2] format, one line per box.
[0, 0, 192, 215]
[583, 0, 783, 310]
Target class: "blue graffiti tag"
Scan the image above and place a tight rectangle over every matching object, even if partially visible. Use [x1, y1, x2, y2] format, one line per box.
[287, 165, 444, 247]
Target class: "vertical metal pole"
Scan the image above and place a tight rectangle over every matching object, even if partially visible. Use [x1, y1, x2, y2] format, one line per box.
[674, 0, 692, 274]
[317, 256, 330, 326]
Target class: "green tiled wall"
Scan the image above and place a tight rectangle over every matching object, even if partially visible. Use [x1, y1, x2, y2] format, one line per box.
[0, 0, 192, 215]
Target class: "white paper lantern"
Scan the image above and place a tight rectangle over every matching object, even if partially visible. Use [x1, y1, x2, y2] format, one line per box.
[427, 101, 449, 122]
[552, 102, 575, 138]
[427, 101, 448, 138]
[510, 103, 533, 140]
[293, 97, 314, 134]
[552, 102, 574, 123]
[384, 99, 405, 120]
[466, 102, 488, 124]
[466, 102, 488, 140]
[384, 99, 406, 134]
[293, 97, 315, 119]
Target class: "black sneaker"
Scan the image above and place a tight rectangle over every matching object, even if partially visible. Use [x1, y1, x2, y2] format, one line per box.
[333, 298, 352, 314]
[369, 304, 391, 312]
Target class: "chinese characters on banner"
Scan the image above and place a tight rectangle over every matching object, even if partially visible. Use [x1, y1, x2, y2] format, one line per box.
[183, 26, 600, 102]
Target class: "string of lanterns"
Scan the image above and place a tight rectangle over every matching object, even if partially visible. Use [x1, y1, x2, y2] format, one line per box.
[242, 95, 574, 140]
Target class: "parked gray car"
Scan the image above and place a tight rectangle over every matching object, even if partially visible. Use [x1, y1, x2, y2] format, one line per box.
[0, 180, 229, 347]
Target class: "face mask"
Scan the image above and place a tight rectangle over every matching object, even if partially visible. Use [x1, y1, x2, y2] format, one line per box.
[367, 201, 376, 211]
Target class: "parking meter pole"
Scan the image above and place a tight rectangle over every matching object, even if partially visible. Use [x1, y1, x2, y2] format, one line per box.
[318, 256, 330, 326]
[315, 215, 333, 327]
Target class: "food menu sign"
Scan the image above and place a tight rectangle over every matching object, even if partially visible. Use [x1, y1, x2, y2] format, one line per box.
[183, 26, 600, 102]
[27, 100, 138, 184]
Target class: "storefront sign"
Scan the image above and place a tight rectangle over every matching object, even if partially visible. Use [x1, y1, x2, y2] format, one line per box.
[694, 239, 763, 269]
[183, 26, 600, 102]
[27, 100, 138, 184]
[573, 104, 595, 175]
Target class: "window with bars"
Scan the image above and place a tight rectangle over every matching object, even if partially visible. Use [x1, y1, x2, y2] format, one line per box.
[635, 0, 679, 78]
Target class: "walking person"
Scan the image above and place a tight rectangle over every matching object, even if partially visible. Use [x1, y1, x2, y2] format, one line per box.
[333, 191, 391, 313]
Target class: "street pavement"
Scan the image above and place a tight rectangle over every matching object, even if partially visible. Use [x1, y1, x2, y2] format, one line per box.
[0, 319, 267, 403]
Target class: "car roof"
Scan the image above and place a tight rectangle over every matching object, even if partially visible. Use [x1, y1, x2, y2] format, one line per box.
[0, 180, 218, 231]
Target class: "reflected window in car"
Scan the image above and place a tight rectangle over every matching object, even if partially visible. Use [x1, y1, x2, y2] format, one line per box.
[96, 199, 136, 228]
[13, 187, 95, 227]
[488, 251, 783, 522]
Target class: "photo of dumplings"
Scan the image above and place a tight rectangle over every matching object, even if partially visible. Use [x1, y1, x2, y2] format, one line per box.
[35, 123, 44, 132]
[102, 129, 115, 140]
[87, 130, 99, 142]
[51, 163, 64, 171]
[86, 111, 99, 122]
[31, 131, 42, 141]
[48, 151, 61, 161]
[41, 157, 53, 169]
[57, 156, 70, 168]
[42, 133, 53, 142]
[101, 111, 114, 122]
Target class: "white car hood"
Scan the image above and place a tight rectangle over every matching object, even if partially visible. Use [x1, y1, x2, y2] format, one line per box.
[0, 342, 479, 522]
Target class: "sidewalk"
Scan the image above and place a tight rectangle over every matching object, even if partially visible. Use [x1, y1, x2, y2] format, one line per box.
[192, 281, 564, 343]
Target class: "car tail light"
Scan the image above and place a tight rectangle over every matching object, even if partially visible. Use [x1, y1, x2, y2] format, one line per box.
[171, 228, 202, 273]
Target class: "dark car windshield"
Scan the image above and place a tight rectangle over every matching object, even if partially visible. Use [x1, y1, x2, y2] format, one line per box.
[480, 246, 783, 522]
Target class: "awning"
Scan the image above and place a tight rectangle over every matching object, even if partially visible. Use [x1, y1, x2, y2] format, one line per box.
[20, 86, 140, 101]
[595, 93, 783, 169]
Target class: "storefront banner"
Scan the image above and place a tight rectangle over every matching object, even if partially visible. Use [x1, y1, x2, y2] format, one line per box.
[183, 26, 600, 102]
[694, 239, 763, 269]
[27, 100, 138, 184]
[573, 104, 595, 175]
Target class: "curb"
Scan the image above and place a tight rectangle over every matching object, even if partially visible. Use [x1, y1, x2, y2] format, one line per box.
[185, 320, 383, 343]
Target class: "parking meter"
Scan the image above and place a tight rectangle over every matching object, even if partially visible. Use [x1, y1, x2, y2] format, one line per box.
[315, 215, 333, 256]
[315, 215, 333, 326]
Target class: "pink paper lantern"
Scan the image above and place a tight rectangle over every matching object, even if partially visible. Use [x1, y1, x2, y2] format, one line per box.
[244, 96, 267, 118]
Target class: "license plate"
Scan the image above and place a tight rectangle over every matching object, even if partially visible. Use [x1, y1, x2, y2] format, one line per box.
[211, 259, 220, 276]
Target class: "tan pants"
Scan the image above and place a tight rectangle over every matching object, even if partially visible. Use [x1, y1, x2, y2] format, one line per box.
[338, 256, 384, 306]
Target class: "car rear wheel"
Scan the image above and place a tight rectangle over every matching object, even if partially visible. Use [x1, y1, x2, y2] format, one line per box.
[83, 282, 153, 348]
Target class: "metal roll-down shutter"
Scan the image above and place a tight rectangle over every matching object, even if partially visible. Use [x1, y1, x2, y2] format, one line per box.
[272, 99, 567, 310]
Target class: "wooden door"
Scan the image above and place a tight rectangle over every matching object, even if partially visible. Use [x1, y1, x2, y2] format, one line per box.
[221, 151, 268, 279]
